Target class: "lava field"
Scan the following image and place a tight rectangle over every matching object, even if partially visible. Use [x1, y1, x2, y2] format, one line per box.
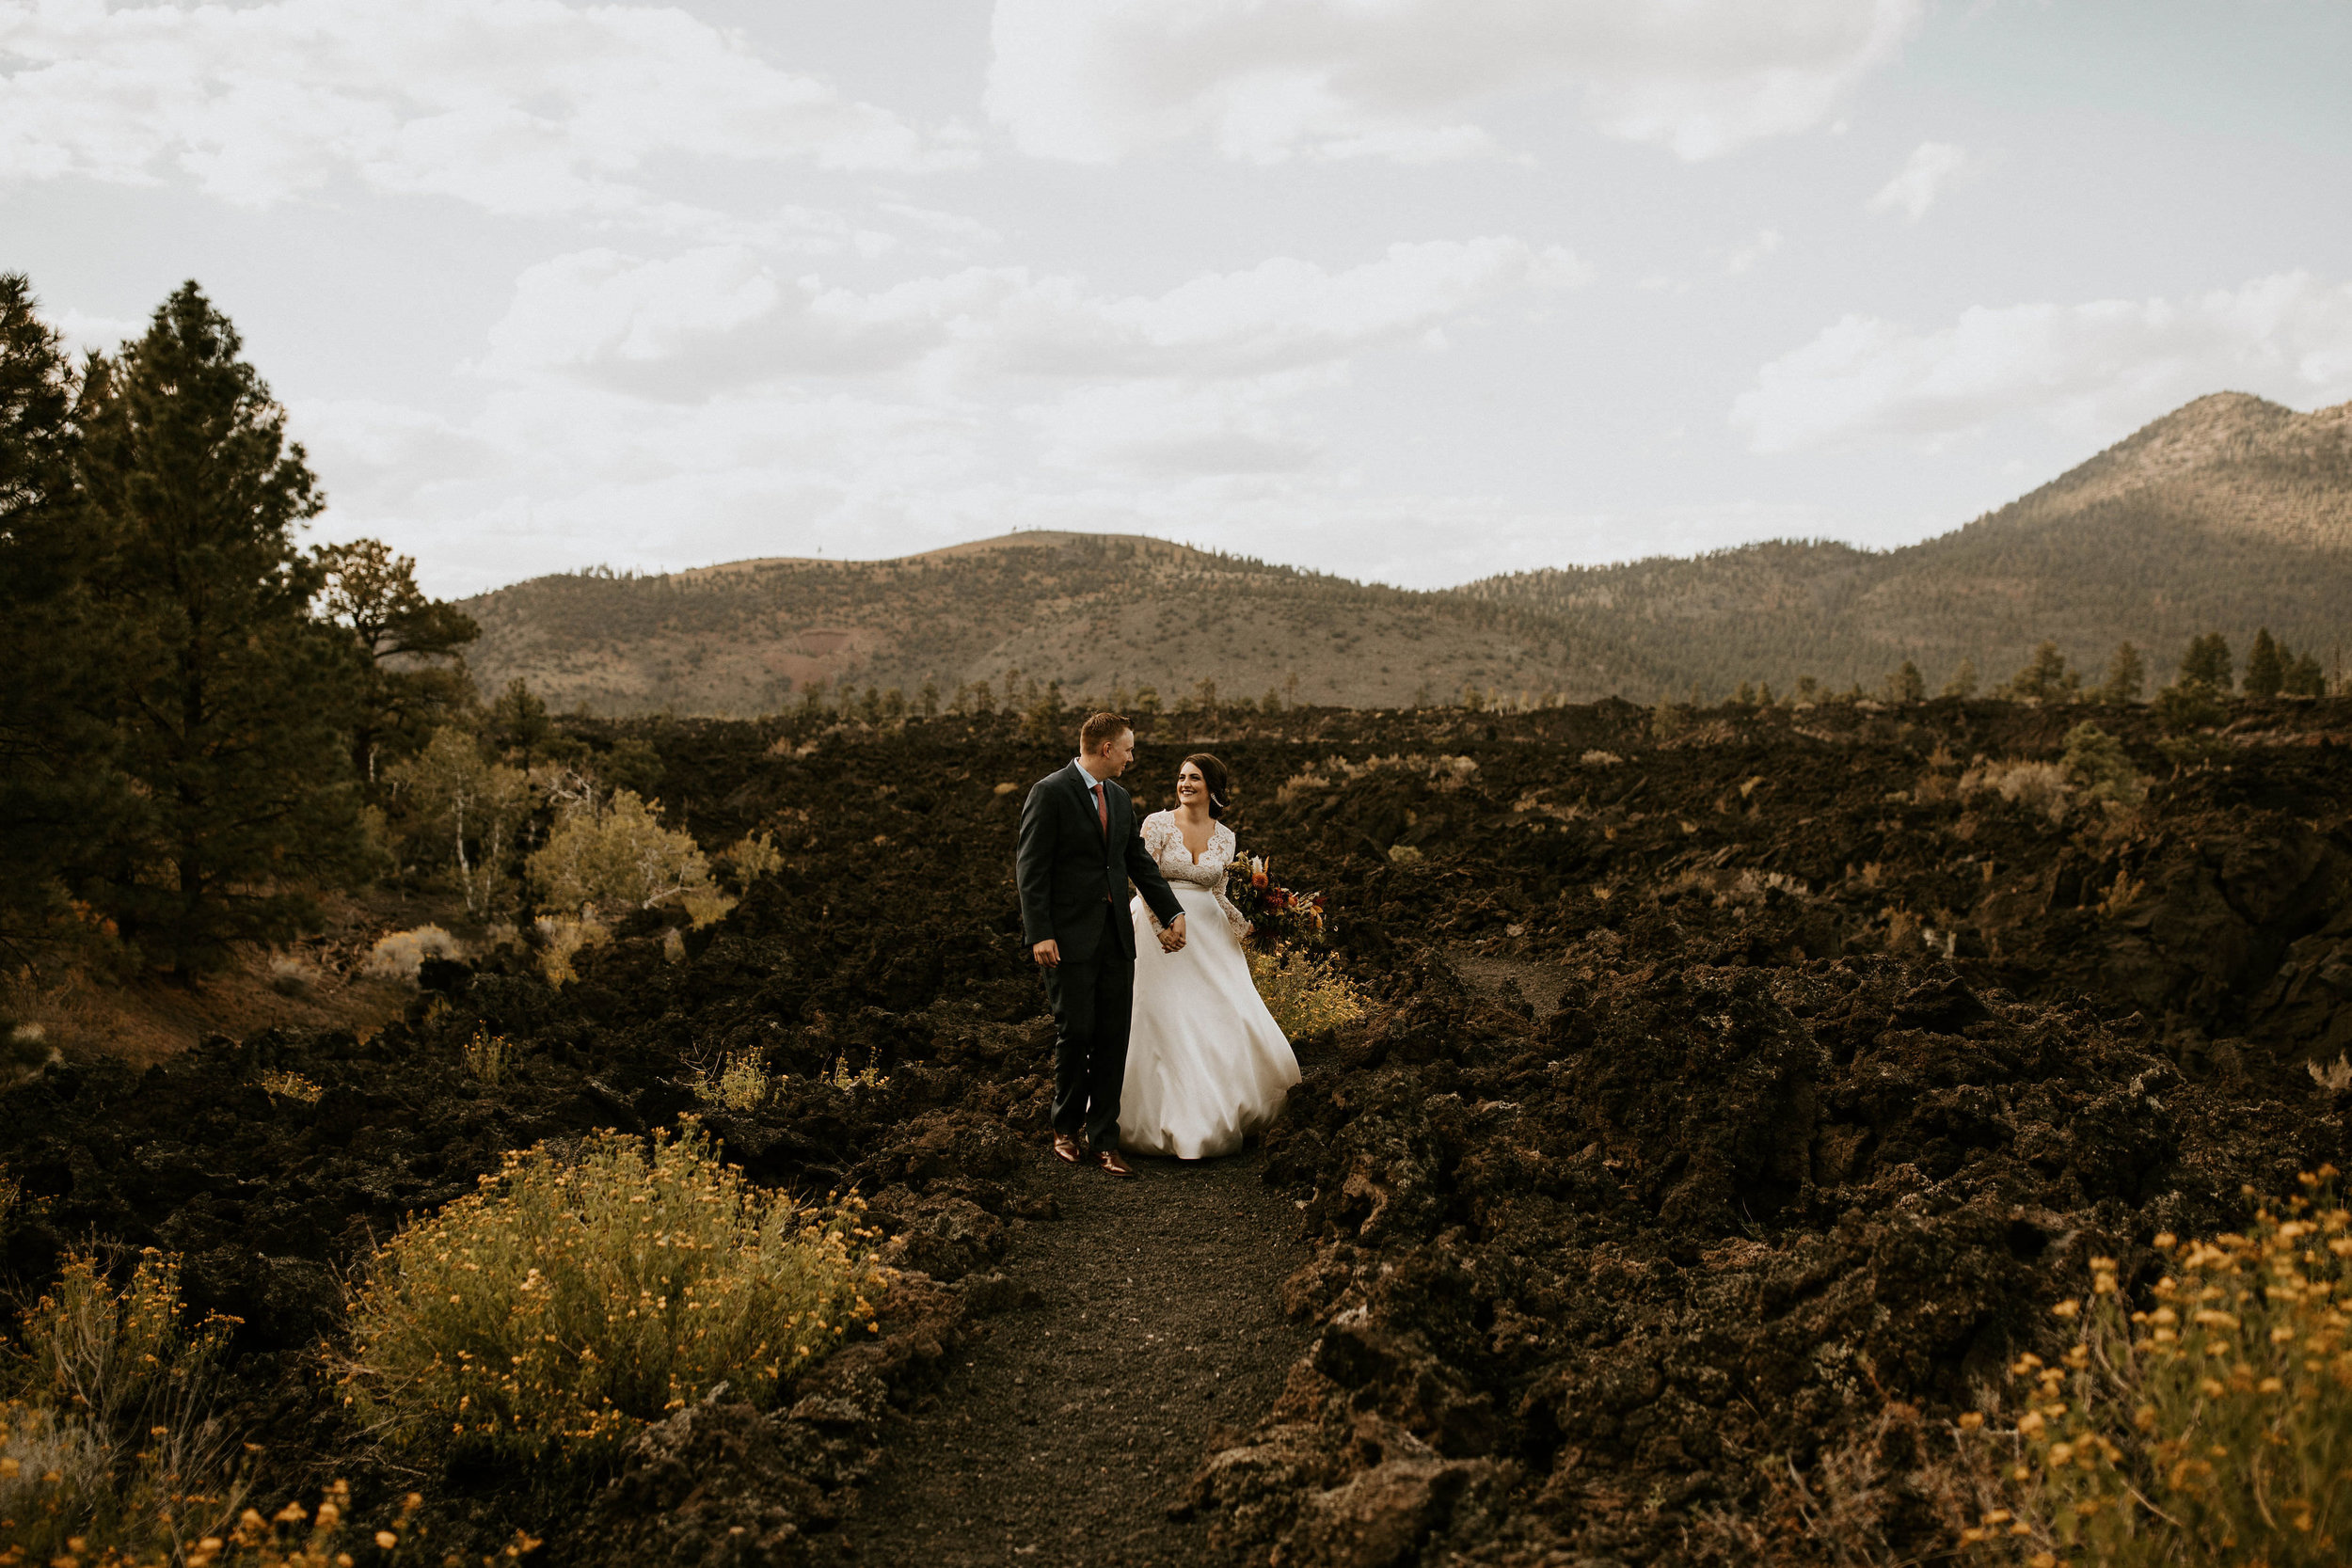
[6, 696, 2351, 1566]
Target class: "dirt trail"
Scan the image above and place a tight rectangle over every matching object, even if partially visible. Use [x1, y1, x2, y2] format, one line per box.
[1446, 944, 1572, 1013]
[824, 1114, 1317, 1567]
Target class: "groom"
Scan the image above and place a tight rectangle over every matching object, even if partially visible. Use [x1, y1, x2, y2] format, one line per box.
[1018, 711, 1187, 1177]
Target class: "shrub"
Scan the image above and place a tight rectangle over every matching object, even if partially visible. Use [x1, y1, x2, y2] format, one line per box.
[2153, 682, 2227, 735]
[254, 1070, 321, 1103]
[460, 1026, 510, 1086]
[526, 790, 714, 921]
[723, 831, 784, 888]
[360, 925, 462, 982]
[820, 1056, 888, 1093]
[1959, 760, 2070, 823]
[1958, 1171, 2352, 1565]
[532, 914, 609, 988]
[2, 1251, 246, 1562]
[342, 1123, 889, 1468]
[1249, 946, 1370, 1039]
[2058, 722, 2144, 807]
[691, 1052, 772, 1111]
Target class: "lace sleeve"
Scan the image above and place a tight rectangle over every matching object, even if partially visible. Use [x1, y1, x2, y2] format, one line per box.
[1212, 826, 1250, 939]
[1137, 814, 1173, 930]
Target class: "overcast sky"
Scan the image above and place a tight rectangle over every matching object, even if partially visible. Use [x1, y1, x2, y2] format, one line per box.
[8, 0, 2351, 596]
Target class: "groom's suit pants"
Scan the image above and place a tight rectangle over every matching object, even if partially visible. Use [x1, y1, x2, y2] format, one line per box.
[1044, 904, 1134, 1152]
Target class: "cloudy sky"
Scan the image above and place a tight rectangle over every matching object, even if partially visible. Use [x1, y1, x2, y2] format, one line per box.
[8, 0, 2351, 596]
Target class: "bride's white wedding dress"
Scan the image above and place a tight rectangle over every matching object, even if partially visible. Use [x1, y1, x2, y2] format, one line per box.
[1120, 812, 1301, 1159]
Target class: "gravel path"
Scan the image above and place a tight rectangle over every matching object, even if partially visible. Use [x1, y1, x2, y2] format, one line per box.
[823, 1129, 1315, 1568]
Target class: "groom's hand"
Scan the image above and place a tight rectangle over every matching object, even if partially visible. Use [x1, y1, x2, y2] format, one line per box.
[1031, 939, 1061, 968]
[1161, 913, 1186, 952]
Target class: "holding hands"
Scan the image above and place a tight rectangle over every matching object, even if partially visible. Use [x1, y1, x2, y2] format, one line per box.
[1158, 912, 1187, 954]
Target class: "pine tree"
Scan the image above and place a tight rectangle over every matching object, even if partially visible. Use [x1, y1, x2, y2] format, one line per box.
[0, 275, 125, 960]
[2100, 641, 2146, 705]
[315, 538, 478, 780]
[489, 678, 552, 767]
[2002, 641, 2077, 703]
[2283, 652, 2326, 697]
[1888, 660, 1926, 703]
[1942, 659, 1978, 700]
[2178, 632, 2233, 692]
[2243, 627, 2284, 699]
[75, 282, 363, 976]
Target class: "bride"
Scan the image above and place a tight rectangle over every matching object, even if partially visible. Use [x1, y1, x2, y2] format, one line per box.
[1120, 753, 1302, 1159]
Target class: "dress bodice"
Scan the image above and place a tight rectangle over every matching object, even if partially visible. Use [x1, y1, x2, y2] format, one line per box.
[1139, 813, 1250, 937]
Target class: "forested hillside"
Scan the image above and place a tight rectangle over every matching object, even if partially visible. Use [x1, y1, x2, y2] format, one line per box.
[1463, 391, 2352, 697]
[462, 532, 1659, 716]
[465, 392, 2352, 716]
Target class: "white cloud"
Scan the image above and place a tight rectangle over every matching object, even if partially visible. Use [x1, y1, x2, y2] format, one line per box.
[475, 236, 1593, 392]
[1020, 372, 1337, 476]
[986, 0, 1922, 164]
[0, 0, 967, 219]
[1726, 228, 1784, 276]
[50, 305, 143, 354]
[1733, 271, 2352, 453]
[1867, 140, 1968, 220]
[308, 231, 1595, 590]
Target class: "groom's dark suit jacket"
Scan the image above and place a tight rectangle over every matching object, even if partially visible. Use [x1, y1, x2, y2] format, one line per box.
[1018, 763, 1184, 962]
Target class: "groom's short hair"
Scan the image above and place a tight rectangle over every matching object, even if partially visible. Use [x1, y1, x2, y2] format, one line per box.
[1078, 711, 1131, 754]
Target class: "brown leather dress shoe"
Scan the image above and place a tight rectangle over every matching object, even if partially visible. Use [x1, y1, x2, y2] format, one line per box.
[1096, 1148, 1135, 1178]
[1052, 1133, 1082, 1164]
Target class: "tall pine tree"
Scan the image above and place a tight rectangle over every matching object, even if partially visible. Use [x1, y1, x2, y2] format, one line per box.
[0, 275, 124, 961]
[2243, 627, 2284, 699]
[76, 282, 363, 977]
[2178, 632, 2233, 692]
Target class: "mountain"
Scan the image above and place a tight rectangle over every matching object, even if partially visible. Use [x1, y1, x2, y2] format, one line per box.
[1461, 392, 2352, 696]
[459, 531, 1657, 716]
[460, 393, 2352, 715]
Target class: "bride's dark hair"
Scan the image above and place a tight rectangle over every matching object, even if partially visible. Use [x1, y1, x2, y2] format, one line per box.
[1182, 752, 1232, 819]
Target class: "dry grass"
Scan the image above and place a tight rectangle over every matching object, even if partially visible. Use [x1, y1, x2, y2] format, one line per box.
[341, 1122, 890, 1468]
[1955, 1170, 2352, 1565]
[1248, 946, 1370, 1039]
[359, 925, 461, 982]
[1692, 1403, 1974, 1567]
[1, 947, 414, 1071]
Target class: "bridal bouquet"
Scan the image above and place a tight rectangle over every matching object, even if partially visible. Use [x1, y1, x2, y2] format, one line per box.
[1228, 854, 1328, 947]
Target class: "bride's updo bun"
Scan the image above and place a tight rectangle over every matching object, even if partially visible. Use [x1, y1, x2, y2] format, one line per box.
[1183, 752, 1232, 819]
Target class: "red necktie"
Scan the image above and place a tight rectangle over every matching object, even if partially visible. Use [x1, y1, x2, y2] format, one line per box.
[1093, 781, 1108, 837]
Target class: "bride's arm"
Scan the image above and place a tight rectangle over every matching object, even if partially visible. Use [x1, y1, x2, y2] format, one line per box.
[1212, 829, 1250, 938]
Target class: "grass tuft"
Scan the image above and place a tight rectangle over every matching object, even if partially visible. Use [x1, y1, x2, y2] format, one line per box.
[341, 1121, 889, 1468]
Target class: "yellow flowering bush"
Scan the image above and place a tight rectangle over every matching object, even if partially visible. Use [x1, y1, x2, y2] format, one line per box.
[2, 1252, 245, 1565]
[1959, 1169, 2352, 1565]
[690, 1052, 772, 1111]
[341, 1122, 888, 1468]
[1249, 945, 1369, 1039]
